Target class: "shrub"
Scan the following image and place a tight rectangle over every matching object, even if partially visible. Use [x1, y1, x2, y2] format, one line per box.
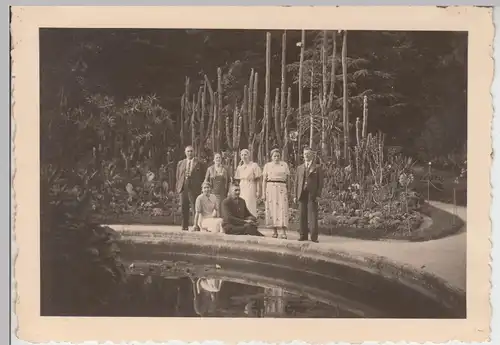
[40, 165, 127, 316]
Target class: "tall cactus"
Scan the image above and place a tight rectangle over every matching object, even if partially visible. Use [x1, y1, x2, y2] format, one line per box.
[362, 95, 368, 139]
[203, 74, 215, 151]
[265, 32, 271, 161]
[242, 85, 249, 139]
[309, 68, 314, 147]
[211, 97, 217, 154]
[180, 93, 185, 147]
[282, 86, 292, 160]
[341, 30, 350, 164]
[191, 94, 196, 153]
[217, 67, 223, 153]
[297, 30, 305, 158]
[180, 77, 191, 148]
[250, 72, 258, 158]
[320, 30, 328, 157]
[247, 69, 254, 154]
[356, 117, 361, 147]
[199, 82, 206, 155]
[273, 88, 280, 149]
[277, 31, 287, 148]
[226, 106, 242, 171]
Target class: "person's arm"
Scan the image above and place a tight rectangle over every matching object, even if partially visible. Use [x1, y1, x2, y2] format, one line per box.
[254, 163, 263, 198]
[225, 168, 230, 195]
[204, 166, 211, 183]
[200, 162, 208, 181]
[317, 165, 324, 198]
[176, 160, 183, 185]
[261, 164, 267, 200]
[293, 166, 299, 202]
[194, 195, 203, 228]
[221, 199, 246, 225]
[284, 162, 291, 198]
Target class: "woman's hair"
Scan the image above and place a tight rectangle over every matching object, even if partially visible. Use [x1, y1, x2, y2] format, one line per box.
[270, 148, 281, 157]
[239, 149, 251, 166]
[201, 181, 211, 189]
[213, 152, 222, 160]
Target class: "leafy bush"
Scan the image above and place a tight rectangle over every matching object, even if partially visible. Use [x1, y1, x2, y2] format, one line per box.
[40, 165, 127, 316]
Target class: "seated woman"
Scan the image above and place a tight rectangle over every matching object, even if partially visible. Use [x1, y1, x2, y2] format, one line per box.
[193, 182, 223, 233]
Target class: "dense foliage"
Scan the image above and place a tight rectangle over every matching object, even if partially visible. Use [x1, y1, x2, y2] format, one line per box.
[40, 165, 127, 315]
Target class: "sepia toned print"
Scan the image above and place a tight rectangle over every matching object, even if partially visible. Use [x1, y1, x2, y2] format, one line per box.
[11, 6, 492, 343]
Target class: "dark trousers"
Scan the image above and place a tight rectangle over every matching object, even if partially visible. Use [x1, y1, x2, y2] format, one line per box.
[180, 183, 197, 230]
[223, 223, 264, 236]
[299, 189, 319, 240]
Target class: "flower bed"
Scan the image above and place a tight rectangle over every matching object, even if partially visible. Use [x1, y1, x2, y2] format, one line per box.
[94, 193, 464, 243]
[89, 152, 465, 243]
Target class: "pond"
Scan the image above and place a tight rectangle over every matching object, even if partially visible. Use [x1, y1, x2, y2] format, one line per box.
[101, 251, 466, 318]
[107, 270, 352, 318]
[110, 230, 466, 319]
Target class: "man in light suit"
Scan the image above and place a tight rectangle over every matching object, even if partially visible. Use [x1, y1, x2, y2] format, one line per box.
[293, 147, 324, 243]
[176, 145, 206, 230]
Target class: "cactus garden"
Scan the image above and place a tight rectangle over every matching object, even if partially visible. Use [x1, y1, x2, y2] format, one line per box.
[40, 29, 466, 240]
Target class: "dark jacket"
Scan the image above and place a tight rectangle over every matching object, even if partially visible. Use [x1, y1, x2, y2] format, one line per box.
[294, 161, 324, 200]
[176, 158, 205, 193]
[221, 196, 254, 227]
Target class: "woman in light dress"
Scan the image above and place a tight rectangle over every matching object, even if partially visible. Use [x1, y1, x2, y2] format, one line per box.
[193, 181, 223, 233]
[262, 149, 290, 239]
[234, 149, 262, 218]
[204, 153, 231, 213]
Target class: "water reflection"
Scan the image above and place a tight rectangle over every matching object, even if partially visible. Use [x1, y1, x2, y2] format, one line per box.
[105, 273, 346, 318]
[191, 277, 223, 316]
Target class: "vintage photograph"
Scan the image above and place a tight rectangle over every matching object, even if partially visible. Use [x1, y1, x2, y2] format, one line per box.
[11, 5, 493, 343]
[39, 27, 468, 318]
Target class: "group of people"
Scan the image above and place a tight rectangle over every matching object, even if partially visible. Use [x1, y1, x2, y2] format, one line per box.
[175, 144, 324, 243]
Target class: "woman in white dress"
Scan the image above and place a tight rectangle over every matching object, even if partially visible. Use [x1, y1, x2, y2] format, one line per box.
[234, 149, 262, 218]
[262, 149, 290, 239]
[193, 181, 223, 233]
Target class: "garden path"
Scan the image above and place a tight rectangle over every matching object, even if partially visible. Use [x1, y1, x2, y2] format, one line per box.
[109, 201, 466, 290]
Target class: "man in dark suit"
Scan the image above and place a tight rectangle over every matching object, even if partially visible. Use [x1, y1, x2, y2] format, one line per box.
[293, 147, 324, 242]
[176, 145, 206, 231]
[221, 184, 264, 236]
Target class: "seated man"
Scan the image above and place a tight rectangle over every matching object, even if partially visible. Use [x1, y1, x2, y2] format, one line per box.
[193, 182, 223, 233]
[221, 183, 264, 236]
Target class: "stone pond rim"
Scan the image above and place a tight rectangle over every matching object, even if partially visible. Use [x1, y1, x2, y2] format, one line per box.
[115, 229, 466, 318]
[97, 201, 465, 242]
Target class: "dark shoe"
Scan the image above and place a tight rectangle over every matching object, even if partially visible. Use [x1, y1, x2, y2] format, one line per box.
[182, 228, 189, 231]
[311, 238, 319, 243]
[298, 237, 308, 242]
